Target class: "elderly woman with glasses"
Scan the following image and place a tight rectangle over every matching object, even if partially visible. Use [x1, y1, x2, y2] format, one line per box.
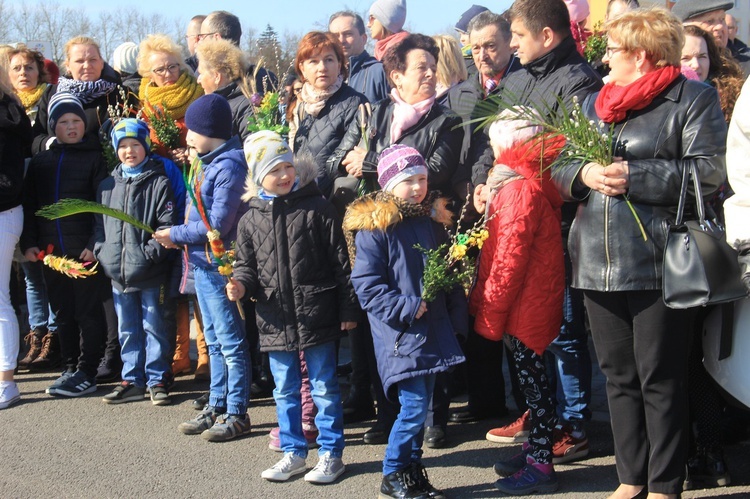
[137, 34, 203, 162]
[552, 8, 726, 499]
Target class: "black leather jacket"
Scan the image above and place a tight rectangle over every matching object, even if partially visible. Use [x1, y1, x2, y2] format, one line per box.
[328, 99, 464, 198]
[553, 76, 727, 292]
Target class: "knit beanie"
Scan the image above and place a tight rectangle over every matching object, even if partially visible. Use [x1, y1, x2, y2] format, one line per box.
[488, 107, 543, 155]
[377, 144, 427, 192]
[48, 91, 87, 131]
[672, 0, 733, 22]
[370, 0, 407, 33]
[184, 94, 233, 140]
[111, 118, 151, 153]
[244, 130, 294, 186]
[563, 0, 590, 24]
[455, 5, 489, 33]
[111, 42, 139, 75]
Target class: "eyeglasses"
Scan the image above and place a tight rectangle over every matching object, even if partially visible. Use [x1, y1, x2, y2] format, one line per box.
[152, 63, 180, 76]
[605, 46, 626, 57]
[197, 32, 218, 41]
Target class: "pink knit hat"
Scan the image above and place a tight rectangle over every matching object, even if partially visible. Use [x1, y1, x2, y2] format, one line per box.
[377, 144, 428, 192]
[564, 0, 590, 23]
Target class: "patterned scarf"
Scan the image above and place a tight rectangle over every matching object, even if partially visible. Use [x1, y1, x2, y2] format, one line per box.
[389, 89, 435, 143]
[57, 76, 118, 104]
[17, 83, 47, 112]
[139, 71, 203, 120]
[485, 164, 523, 215]
[299, 74, 343, 118]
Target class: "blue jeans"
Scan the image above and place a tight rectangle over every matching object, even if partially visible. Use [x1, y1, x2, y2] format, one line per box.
[194, 266, 250, 415]
[269, 342, 344, 458]
[113, 285, 171, 387]
[383, 373, 436, 475]
[20, 260, 56, 331]
[546, 249, 592, 425]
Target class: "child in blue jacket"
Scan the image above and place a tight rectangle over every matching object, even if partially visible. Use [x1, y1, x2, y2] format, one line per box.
[343, 144, 466, 499]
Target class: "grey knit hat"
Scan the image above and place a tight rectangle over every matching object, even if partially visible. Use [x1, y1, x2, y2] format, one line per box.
[671, 0, 734, 22]
[369, 0, 407, 33]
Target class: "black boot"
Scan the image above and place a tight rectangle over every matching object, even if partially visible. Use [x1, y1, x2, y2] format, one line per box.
[686, 447, 731, 489]
[379, 468, 430, 499]
[409, 463, 446, 499]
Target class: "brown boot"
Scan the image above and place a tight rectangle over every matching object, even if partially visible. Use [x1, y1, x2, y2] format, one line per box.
[172, 300, 192, 377]
[29, 331, 61, 371]
[194, 325, 210, 381]
[18, 328, 46, 370]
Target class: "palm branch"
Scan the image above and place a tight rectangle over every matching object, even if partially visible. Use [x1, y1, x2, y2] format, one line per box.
[36, 199, 155, 234]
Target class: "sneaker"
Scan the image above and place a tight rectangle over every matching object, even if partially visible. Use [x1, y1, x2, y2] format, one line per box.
[148, 384, 171, 406]
[486, 410, 531, 443]
[494, 458, 559, 495]
[95, 356, 122, 383]
[494, 443, 530, 477]
[0, 381, 21, 409]
[268, 425, 320, 452]
[102, 381, 146, 404]
[50, 370, 97, 397]
[304, 452, 345, 484]
[46, 368, 75, 394]
[261, 452, 308, 481]
[552, 425, 589, 464]
[202, 413, 252, 442]
[178, 406, 223, 435]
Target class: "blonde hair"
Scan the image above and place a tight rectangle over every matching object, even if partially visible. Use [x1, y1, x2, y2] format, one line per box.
[432, 35, 468, 88]
[137, 34, 186, 77]
[195, 38, 247, 82]
[606, 6, 684, 68]
[64, 36, 102, 61]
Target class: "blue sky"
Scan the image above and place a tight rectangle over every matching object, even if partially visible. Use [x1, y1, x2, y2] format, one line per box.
[57, 0, 514, 37]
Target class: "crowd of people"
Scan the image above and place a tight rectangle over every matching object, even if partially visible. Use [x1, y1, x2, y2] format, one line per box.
[0, 0, 749, 498]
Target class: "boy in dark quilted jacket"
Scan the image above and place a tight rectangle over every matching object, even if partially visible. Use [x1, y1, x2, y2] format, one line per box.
[226, 131, 359, 485]
[469, 111, 566, 495]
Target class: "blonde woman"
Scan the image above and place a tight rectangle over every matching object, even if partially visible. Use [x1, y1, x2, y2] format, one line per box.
[432, 35, 468, 102]
[195, 38, 252, 142]
[137, 34, 203, 161]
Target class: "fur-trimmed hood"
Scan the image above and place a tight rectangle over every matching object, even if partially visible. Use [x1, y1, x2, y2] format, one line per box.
[342, 191, 453, 265]
[241, 150, 319, 202]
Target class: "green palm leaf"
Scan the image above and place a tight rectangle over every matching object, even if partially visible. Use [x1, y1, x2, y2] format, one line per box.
[36, 199, 155, 234]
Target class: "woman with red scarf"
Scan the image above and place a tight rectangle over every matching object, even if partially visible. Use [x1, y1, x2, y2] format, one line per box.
[552, 8, 727, 499]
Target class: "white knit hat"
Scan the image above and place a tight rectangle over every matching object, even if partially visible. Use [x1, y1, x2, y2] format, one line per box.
[111, 42, 139, 75]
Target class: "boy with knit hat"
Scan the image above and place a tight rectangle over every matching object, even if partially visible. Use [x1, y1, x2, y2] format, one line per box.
[95, 118, 178, 405]
[154, 94, 252, 441]
[227, 131, 358, 484]
[343, 144, 466, 499]
[21, 92, 109, 397]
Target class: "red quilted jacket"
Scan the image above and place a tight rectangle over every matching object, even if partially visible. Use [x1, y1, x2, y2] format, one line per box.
[469, 136, 565, 354]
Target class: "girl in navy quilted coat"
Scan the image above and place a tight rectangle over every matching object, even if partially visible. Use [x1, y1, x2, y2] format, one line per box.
[344, 144, 466, 499]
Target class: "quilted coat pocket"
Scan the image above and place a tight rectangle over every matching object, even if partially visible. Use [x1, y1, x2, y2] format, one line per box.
[299, 282, 339, 330]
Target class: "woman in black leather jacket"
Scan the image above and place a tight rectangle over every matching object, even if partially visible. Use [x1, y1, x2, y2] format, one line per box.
[329, 34, 464, 199]
[553, 9, 726, 499]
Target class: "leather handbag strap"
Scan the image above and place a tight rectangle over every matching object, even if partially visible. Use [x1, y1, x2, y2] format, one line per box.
[675, 164, 705, 225]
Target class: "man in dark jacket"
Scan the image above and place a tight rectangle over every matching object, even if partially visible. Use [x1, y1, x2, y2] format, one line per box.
[477, 0, 602, 473]
[184, 14, 206, 73]
[329, 11, 390, 104]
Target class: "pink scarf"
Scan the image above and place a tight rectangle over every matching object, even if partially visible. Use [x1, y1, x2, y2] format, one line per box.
[389, 88, 435, 143]
[374, 31, 410, 61]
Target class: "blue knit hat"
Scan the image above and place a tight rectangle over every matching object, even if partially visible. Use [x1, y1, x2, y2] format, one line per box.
[48, 91, 87, 131]
[185, 94, 233, 140]
[111, 118, 151, 154]
[455, 5, 489, 33]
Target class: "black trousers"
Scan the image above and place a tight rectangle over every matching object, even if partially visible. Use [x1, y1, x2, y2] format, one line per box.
[584, 289, 693, 494]
[43, 266, 108, 378]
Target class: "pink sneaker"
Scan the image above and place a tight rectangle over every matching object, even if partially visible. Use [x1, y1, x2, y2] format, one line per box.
[268, 425, 319, 452]
[486, 410, 531, 443]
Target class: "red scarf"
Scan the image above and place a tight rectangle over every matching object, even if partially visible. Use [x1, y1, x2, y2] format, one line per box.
[374, 31, 410, 61]
[595, 65, 681, 123]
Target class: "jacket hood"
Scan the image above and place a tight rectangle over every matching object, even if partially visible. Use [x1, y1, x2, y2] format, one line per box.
[494, 134, 565, 209]
[349, 51, 379, 73]
[242, 150, 318, 202]
[113, 157, 166, 184]
[215, 80, 246, 101]
[343, 192, 453, 233]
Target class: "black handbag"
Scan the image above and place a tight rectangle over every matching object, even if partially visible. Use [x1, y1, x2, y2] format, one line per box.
[662, 164, 748, 309]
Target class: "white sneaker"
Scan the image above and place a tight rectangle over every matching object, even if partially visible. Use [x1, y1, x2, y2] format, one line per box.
[261, 452, 307, 481]
[0, 381, 20, 409]
[304, 452, 346, 484]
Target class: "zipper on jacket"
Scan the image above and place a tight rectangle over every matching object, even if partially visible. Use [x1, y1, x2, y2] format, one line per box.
[604, 119, 630, 291]
[120, 182, 130, 285]
[54, 149, 67, 255]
